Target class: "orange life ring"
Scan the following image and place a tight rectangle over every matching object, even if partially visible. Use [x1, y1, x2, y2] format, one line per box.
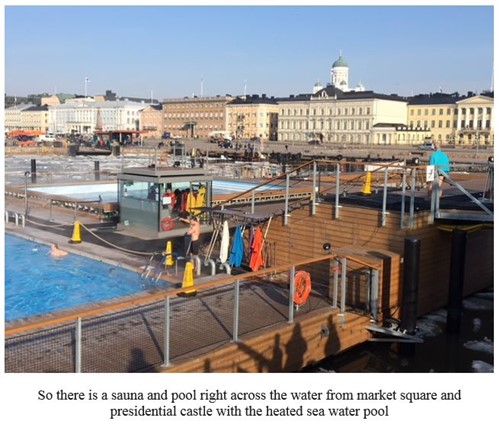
[161, 217, 175, 231]
[293, 270, 311, 306]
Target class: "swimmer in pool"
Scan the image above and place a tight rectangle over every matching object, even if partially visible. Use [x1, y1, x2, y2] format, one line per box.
[50, 243, 68, 257]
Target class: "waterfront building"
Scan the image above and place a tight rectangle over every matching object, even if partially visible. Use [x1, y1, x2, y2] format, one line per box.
[47, 100, 148, 135]
[408, 92, 465, 145]
[225, 94, 279, 141]
[139, 103, 164, 139]
[277, 86, 408, 146]
[162, 95, 233, 139]
[20, 105, 50, 133]
[4, 103, 35, 132]
[372, 123, 431, 147]
[455, 93, 494, 147]
[407, 91, 494, 147]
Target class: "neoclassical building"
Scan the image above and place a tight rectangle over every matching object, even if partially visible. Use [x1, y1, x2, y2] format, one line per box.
[455, 94, 494, 146]
[48, 100, 148, 134]
[277, 85, 408, 145]
[407, 92, 494, 146]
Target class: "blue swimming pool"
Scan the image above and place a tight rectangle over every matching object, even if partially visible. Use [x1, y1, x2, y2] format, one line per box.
[27, 180, 281, 202]
[4, 234, 164, 322]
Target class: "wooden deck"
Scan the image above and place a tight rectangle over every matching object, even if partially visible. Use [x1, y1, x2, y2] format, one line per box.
[4, 163, 494, 373]
[7, 246, 392, 373]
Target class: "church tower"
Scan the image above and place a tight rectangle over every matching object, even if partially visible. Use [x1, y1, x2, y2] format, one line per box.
[330, 51, 349, 92]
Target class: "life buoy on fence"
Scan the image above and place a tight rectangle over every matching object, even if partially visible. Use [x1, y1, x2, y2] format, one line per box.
[161, 217, 175, 231]
[293, 270, 312, 306]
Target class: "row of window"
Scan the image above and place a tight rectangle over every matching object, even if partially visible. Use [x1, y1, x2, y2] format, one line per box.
[410, 107, 492, 116]
[279, 119, 371, 131]
[281, 107, 372, 117]
[165, 113, 224, 119]
[409, 119, 491, 129]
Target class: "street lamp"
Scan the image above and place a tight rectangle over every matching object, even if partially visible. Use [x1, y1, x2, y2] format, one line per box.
[24, 171, 31, 216]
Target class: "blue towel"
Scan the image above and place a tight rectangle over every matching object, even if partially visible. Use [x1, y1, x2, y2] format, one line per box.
[229, 226, 244, 267]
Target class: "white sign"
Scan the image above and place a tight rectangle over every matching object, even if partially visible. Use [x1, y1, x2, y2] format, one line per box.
[426, 165, 435, 182]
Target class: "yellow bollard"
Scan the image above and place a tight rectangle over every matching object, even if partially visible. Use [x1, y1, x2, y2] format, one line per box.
[165, 241, 174, 267]
[361, 171, 372, 195]
[69, 221, 82, 243]
[178, 261, 196, 297]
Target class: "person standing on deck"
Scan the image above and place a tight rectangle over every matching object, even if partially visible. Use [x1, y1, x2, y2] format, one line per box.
[179, 215, 201, 257]
[427, 141, 450, 198]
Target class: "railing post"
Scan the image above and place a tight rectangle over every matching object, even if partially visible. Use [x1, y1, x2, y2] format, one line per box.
[381, 167, 389, 227]
[312, 161, 317, 215]
[284, 173, 290, 225]
[75, 317, 82, 373]
[232, 281, 240, 342]
[339, 257, 347, 325]
[331, 258, 339, 308]
[369, 269, 379, 321]
[335, 163, 341, 219]
[288, 266, 296, 323]
[400, 168, 407, 229]
[409, 168, 416, 228]
[162, 297, 171, 367]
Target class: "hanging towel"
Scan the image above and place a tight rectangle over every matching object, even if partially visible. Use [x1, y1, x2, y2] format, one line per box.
[186, 190, 197, 213]
[219, 220, 230, 263]
[229, 225, 244, 268]
[249, 226, 264, 271]
[194, 185, 206, 215]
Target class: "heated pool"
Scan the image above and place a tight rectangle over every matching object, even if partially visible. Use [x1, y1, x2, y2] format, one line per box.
[4, 234, 164, 322]
[27, 179, 282, 202]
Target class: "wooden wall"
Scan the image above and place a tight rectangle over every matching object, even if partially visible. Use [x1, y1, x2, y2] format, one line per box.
[264, 201, 493, 317]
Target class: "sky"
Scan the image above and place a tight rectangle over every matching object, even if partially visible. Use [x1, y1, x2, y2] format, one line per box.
[2, 3, 495, 101]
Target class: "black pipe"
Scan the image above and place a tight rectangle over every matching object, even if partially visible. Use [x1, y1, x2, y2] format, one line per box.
[401, 237, 420, 335]
[399, 237, 420, 355]
[447, 229, 467, 333]
[94, 161, 100, 181]
[30, 159, 37, 183]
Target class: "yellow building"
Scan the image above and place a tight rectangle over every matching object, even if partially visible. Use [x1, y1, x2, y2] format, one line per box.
[407, 92, 461, 145]
[22, 105, 50, 133]
[226, 95, 279, 140]
[407, 92, 494, 147]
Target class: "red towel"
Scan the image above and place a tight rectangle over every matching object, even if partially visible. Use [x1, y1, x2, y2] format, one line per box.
[249, 226, 264, 271]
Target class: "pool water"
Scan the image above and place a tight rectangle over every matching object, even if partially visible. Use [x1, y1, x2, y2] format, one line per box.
[5, 234, 164, 322]
[27, 180, 282, 202]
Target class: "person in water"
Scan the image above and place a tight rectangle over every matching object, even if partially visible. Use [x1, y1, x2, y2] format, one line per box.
[50, 243, 68, 257]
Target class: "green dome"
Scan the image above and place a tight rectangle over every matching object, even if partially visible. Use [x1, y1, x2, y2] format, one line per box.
[332, 56, 348, 68]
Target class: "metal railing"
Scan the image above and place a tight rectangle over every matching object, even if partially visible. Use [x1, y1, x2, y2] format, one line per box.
[5, 254, 380, 373]
[215, 158, 493, 228]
